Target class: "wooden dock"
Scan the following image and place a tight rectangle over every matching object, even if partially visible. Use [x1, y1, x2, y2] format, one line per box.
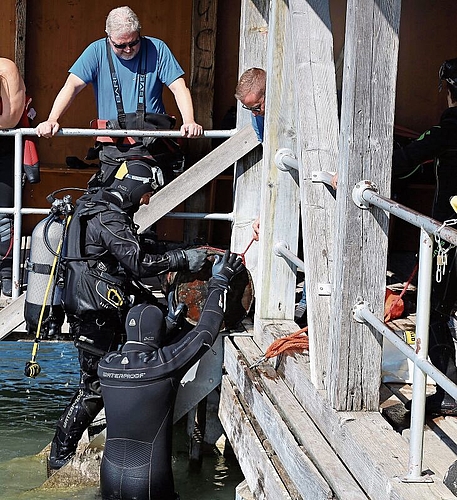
[4, 1, 457, 499]
[221, 321, 457, 500]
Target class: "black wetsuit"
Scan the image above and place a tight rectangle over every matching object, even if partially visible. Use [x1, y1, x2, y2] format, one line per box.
[49, 188, 187, 470]
[98, 278, 227, 500]
[0, 135, 14, 288]
[392, 106, 457, 389]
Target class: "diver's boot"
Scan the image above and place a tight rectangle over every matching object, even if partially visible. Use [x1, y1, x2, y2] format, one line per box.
[48, 389, 103, 471]
[0, 262, 12, 297]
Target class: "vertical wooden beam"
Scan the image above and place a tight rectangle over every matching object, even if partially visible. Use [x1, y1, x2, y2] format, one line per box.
[328, 0, 401, 410]
[190, 0, 218, 132]
[15, 0, 27, 79]
[288, 0, 339, 389]
[185, 0, 218, 243]
[231, 0, 268, 286]
[254, 0, 300, 344]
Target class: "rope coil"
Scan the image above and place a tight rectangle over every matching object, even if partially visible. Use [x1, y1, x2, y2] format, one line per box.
[250, 327, 309, 368]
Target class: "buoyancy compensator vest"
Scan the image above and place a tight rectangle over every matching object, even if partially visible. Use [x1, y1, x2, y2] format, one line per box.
[61, 196, 129, 320]
[24, 195, 74, 337]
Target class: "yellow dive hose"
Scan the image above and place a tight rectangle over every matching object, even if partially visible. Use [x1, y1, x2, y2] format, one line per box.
[24, 215, 72, 378]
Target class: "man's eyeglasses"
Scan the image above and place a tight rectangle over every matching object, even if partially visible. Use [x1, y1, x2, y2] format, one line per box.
[110, 37, 141, 50]
[242, 103, 262, 113]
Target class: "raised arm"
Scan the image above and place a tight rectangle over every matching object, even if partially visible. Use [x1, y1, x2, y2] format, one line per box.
[36, 73, 87, 138]
[0, 58, 26, 129]
[168, 77, 203, 138]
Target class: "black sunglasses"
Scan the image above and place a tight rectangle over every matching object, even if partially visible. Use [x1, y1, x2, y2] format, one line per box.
[110, 37, 141, 50]
[242, 103, 262, 113]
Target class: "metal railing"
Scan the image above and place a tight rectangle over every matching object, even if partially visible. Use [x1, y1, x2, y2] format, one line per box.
[0, 127, 236, 299]
[270, 146, 457, 482]
[351, 179, 457, 482]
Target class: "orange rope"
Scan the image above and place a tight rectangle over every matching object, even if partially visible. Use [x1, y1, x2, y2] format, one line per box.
[264, 327, 309, 360]
[384, 262, 418, 322]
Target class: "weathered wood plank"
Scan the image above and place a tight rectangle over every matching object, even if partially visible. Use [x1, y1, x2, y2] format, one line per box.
[231, 0, 269, 287]
[288, 0, 339, 389]
[134, 125, 259, 231]
[254, 0, 300, 340]
[15, 0, 27, 79]
[268, 338, 456, 500]
[328, 0, 402, 410]
[383, 382, 457, 474]
[0, 294, 25, 340]
[224, 335, 369, 500]
[235, 480, 255, 500]
[219, 376, 293, 500]
[185, 0, 218, 243]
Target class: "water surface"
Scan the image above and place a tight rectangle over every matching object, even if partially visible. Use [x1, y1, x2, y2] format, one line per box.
[0, 341, 243, 499]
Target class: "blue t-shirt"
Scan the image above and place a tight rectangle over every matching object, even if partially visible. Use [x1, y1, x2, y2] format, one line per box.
[251, 114, 264, 142]
[69, 37, 184, 120]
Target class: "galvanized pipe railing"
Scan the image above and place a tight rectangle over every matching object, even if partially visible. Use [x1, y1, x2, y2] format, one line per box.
[3, 127, 236, 298]
[273, 241, 305, 271]
[350, 178, 457, 482]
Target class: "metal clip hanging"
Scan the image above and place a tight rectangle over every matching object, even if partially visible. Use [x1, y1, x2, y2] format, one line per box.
[434, 220, 457, 283]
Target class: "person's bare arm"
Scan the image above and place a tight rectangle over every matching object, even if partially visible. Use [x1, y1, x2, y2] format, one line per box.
[36, 73, 87, 138]
[168, 77, 203, 138]
[0, 58, 26, 129]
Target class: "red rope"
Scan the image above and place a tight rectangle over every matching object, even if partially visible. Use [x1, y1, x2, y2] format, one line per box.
[240, 236, 256, 265]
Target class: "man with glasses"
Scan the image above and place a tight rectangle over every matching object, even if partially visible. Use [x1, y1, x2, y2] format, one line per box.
[36, 6, 203, 140]
[235, 67, 266, 142]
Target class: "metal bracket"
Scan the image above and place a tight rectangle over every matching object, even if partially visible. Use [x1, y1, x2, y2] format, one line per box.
[400, 473, 434, 484]
[312, 171, 335, 183]
[352, 180, 378, 210]
[274, 240, 289, 257]
[352, 299, 371, 323]
[317, 283, 332, 296]
[275, 148, 298, 172]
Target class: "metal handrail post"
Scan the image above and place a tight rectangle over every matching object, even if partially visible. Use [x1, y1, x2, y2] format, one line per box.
[273, 241, 305, 270]
[403, 228, 433, 483]
[12, 131, 23, 299]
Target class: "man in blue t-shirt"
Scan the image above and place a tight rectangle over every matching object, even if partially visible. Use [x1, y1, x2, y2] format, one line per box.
[36, 6, 202, 139]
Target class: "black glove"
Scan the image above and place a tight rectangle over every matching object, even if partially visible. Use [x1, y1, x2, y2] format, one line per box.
[165, 249, 187, 271]
[211, 249, 245, 285]
[184, 248, 207, 273]
[165, 291, 187, 334]
[165, 248, 207, 273]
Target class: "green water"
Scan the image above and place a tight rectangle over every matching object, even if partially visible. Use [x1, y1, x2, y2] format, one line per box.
[0, 341, 244, 499]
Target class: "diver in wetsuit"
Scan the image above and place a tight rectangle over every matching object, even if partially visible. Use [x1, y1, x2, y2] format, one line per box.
[98, 249, 244, 500]
[48, 159, 208, 472]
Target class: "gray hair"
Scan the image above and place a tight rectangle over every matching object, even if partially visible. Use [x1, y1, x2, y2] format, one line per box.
[105, 6, 141, 37]
[235, 68, 266, 101]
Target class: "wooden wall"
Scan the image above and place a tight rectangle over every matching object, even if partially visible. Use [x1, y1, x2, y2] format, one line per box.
[10, 0, 240, 239]
[330, 0, 457, 133]
[25, 1, 194, 166]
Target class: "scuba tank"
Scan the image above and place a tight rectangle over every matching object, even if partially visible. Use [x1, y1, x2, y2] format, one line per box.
[24, 194, 74, 338]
